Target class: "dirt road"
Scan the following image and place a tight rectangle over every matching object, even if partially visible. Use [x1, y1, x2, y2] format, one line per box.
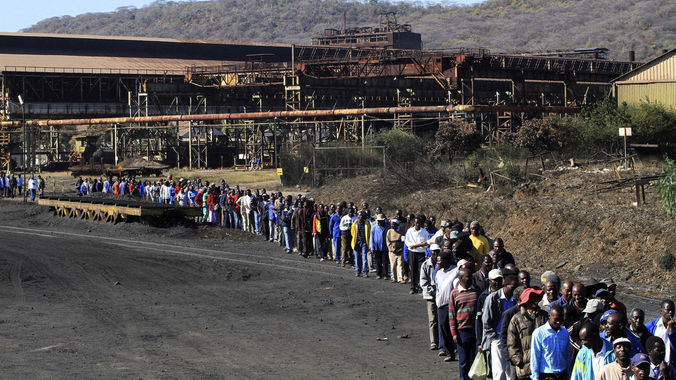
[0, 203, 456, 379]
[0, 202, 663, 379]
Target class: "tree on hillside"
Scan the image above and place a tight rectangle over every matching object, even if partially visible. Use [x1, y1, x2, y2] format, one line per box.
[23, 0, 676, 61]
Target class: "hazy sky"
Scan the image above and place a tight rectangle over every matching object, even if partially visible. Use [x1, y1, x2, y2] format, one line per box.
[1, 0, 485, 33]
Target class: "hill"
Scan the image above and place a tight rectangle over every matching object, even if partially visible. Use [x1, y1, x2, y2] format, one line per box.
[24, 0, 676, 61]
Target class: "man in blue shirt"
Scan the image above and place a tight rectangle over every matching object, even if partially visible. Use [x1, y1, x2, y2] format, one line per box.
[369, 214, 388, 279]
[530, 304, 572, 380]
[329, 204, 342, 263]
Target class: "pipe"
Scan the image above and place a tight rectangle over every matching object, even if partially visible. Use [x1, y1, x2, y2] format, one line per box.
[0, 105, 580, 128]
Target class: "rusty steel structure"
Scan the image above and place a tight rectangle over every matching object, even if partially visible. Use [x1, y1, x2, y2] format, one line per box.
[0, 32, 642, 171]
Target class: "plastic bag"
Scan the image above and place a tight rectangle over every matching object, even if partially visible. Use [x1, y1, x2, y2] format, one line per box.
[468, 351, 487, 380]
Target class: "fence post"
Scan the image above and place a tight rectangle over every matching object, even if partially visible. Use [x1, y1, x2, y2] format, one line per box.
[312, 146, 316, 188]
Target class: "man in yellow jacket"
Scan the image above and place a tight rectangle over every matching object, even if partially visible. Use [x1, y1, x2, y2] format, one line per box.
[351, 211, 371, 277]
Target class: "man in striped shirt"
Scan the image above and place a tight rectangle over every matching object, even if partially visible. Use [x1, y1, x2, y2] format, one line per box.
[449, 267, 481, 380]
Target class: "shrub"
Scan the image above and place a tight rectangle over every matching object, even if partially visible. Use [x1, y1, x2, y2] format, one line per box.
[659, 250, 675, 271]
[365, 129, 425, 163]
[430, 120, 483, 163]
[658, 156, 676, 219]
[509, 118, 562, 154]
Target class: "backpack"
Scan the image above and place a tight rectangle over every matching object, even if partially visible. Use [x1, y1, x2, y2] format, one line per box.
[194, 191, 203, 207]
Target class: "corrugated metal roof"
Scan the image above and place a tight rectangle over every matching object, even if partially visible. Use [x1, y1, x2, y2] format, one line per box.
[0, 53, 234, 74]
[0, 32, 291, 48]
[613, 48, 676, 83]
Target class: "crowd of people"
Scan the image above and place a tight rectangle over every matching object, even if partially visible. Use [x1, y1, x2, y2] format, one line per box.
[0, 172, 44, 201]
[76, 175, 675, 380]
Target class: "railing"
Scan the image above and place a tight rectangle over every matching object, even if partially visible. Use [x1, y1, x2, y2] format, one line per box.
[3, 66, 185, 76]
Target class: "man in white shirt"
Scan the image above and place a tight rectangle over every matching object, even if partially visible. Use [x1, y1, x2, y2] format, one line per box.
[646, 299, 675, 365]
[237, 190, 252, 232]
[339, 208, 355, 267]
[435, 250, 458, 360]
[405, 216, 428, 295]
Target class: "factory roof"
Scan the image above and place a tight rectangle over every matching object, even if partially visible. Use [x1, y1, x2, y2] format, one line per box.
[0, 32, 292, 74]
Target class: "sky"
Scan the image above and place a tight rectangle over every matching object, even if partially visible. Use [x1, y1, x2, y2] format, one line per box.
[1, 0, 485, 33]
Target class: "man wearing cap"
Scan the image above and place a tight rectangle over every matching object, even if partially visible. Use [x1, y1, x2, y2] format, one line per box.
[646, 336, 676, 380]
[602, 310, 645, 356]
[631, 353, 652, 380]
[420, 246, 440, 351]
[570, 299, 606, 352]
[597, 337, 634, 380]
[475, 268, 503, 356]
[530, 304, 572, 380]
[596, 288, 613, 312]
[369, 214, 389, 279]
[482, 274, 520, 380]
[386, 218, 405, 283]
[507, 287, 548, 380]
[646, 299, 676, 365]
[450, 267, 481, 380]
[571, 322, 614, 380]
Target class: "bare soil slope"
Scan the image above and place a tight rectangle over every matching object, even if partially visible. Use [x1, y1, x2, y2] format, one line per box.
[314, 168, 676, 299]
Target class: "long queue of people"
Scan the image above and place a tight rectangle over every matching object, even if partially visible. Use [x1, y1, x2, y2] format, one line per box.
[77, 176, 675, 380]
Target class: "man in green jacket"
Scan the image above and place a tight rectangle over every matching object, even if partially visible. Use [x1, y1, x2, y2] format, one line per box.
[507, 288, 548, 380]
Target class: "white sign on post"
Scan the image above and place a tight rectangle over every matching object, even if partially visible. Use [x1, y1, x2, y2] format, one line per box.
[618, 127, 632, 136]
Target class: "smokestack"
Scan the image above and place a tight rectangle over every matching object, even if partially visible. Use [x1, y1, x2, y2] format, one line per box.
[628, 51, 635, 62]
[343, 11, 346, 33]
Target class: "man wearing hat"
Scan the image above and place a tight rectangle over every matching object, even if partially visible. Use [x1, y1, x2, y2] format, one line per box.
[482, 273, 520, 380]
[570, 299, 606, 351]
[571, 322, 614, 380]
[475, 268, 503, 357]
[597, 337, 635, 380]
[507, 287, 548, 380]
[386, 218, 405, 283]
[631, 353, 652, 380]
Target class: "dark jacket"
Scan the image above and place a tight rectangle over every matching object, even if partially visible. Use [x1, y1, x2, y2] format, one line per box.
[507, 307, 548, 378]
[472, 270, 489, 292]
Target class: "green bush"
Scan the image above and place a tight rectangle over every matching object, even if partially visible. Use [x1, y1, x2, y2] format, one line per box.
[658, 156, 676, 219]
[558, 99, 676, 154]
[659, 251, 675, 271]
[365, 129, 425, 163]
